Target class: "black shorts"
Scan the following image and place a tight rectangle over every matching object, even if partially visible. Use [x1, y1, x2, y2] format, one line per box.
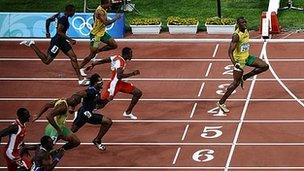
[47, 36, 72, 58]
[73, 108, 104, 129]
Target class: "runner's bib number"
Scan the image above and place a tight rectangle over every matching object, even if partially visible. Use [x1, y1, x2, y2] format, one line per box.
[240, 43, 250, 52]
[50, 45, 59, 53]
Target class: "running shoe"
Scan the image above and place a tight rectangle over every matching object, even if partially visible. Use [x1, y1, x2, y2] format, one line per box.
[93, 140, 106, 151]
[123, 112, 138, 120]
[78, 78, 90, 86]
[216, 102, 230, 113]
[20, 40, 35, 47]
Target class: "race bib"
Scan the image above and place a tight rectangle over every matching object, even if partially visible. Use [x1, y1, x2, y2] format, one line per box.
[84, 111, 92, 118]
[50, 45, 59, 54]
[240, 43, 250, 52]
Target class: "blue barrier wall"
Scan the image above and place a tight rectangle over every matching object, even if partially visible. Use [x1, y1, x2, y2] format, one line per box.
[0, 12, 125, 38]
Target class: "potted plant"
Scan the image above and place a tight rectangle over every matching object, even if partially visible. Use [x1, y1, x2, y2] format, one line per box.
[205, 17, 236, 34]
[167, 16, 199, 34]
[129, 18, 162, 34]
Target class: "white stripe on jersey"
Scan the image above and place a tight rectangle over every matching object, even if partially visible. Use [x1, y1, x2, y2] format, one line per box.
[6, 124, 21, 160]
[109, 74, 119, 96]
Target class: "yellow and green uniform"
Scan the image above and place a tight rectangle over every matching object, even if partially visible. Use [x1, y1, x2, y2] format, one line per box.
[44, 99, 72, 141]
[90, 5, 112, 48]
[233, 28, 256, 69]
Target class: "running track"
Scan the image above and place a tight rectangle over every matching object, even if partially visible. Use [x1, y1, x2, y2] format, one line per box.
[1, 40, 304, 170]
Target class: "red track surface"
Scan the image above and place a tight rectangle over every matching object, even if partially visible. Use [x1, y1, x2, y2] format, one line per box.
[1, 39, 304, 170]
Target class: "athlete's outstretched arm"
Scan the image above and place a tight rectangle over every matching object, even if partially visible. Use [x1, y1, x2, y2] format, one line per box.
[228, 34, 239, 66]
[96, 10, 121, 26]
[34, 101, 56, 122]
[0, 125, 18, 143]
[86, 57, 111, 71]
[116, 68, 140, 79]
[46, 12, 60, 38]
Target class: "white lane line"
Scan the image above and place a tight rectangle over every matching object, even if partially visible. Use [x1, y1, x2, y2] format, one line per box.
[181, 125, 190, 141]
[204, 63, 213, 77]
[225, 42, 267, 171]
[212, 44, 219, 58]
[2, 58, 304, 62]
[2, 142, 304, 146]
[172, 147, 181, 165]
[0, 98, 303, 101]
[172, 44, 214, 166]
[189, 103, 198, 118]
[1, 166, 304, 170]
[197, 82, 206, 97]
[0, 166, 225, 170]
[2, 37, 304, 42]
[172, 87, 202, 164]
[180, 102, 198, 143]
[230, 167, 304, 170]
[1, 77, 304, 81]
[264, 46, 304, 108]
[2, 119, 304, 123]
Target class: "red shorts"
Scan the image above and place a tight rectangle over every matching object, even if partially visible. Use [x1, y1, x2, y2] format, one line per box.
[102, 80, 135, 99]
[4, 153, 32, 171]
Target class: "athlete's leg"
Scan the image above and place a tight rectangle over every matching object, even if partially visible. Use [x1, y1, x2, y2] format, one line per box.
[243, 58, 269, 81]
[61, 133, 81, 151]
[125, 87, 142, 114]
[97, 38, 118, 53]
[64, 49, 83, 81]
[89, 114, 112, 143]
[219, 69, 243, 105]
[31, 44, 55, 65]
[80, 34, 100, 69]
[71, 111, 87, 133]
[80, 46, 98, 69]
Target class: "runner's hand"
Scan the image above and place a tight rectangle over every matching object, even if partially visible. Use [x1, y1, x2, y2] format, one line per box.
[234, 63, 243, 71]
[68, 107, 75, 114]
[235, 63, 241, 69]
[46, 33, 51, 38]
[132, 70, 140, 76]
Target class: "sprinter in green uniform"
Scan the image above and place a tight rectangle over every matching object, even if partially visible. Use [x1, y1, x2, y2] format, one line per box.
[34, 95, 82, 151]
[217, 17, 269, 113]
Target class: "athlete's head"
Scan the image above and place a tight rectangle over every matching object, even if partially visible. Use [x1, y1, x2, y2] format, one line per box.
[67, 94, 82, 107]
[100, 0, 111, 9]
[65, 4, 75, 17]
[17, 108, 31, 123]
[90, 73, 103, 90]
[122, 47, 133, 61]
[40, 136, 54, 151]
[237, 17, 247, 31]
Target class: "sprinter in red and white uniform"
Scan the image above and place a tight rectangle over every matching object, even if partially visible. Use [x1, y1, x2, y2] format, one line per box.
[86, 47, 142, 119]
[0, 108, 32, 171]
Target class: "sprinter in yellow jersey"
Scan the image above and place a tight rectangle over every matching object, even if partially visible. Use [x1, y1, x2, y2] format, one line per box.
[217, 17, 269, 113]
[33, 94, 82, 151]
[79, 0, 122, 76]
